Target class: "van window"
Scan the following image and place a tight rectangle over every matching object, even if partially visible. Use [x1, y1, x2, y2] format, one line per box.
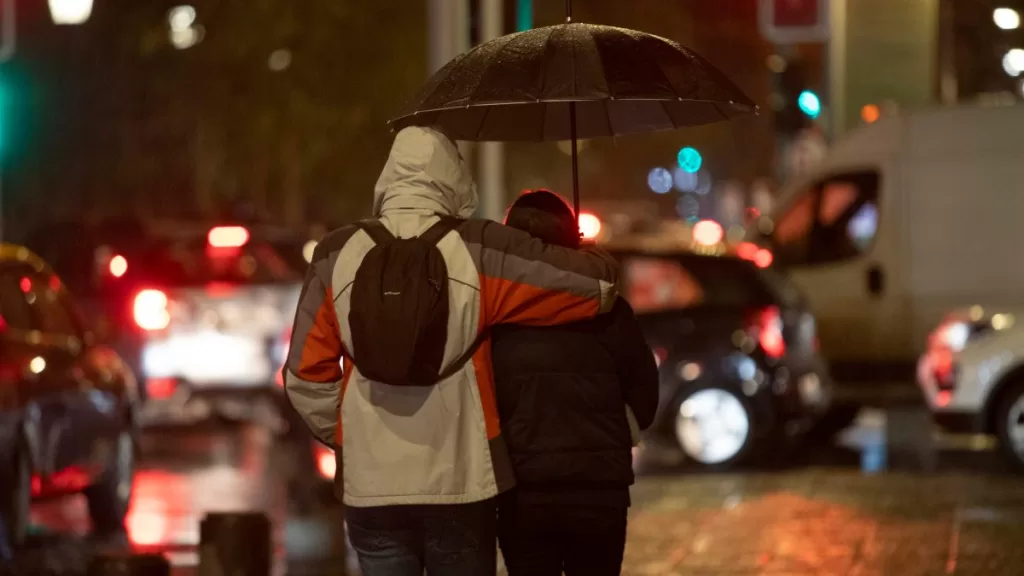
[771, 170, 880, 267]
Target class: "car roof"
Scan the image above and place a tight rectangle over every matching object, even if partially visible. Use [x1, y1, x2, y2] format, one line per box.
[607, 247, 753, 266]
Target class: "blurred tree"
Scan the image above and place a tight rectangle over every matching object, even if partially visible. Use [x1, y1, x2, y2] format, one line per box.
[8, 0, 426, 235]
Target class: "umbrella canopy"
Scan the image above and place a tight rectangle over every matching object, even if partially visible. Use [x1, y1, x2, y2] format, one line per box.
[389, 22, 757, 142]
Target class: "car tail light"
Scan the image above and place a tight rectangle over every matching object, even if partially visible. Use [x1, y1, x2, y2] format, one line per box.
[134, 289, 171, 331]
[753, 249, 773, 268]
[146, 377, 177, 400]
[750, 306, 785, 359]
[736, 242, 759, 260]
[208, 226, 250, 248]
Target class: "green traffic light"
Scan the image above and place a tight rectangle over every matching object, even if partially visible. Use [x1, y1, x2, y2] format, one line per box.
[516, 0, 533, 31]
[677, 147, 702, 174]
[798, 90, 821, 119]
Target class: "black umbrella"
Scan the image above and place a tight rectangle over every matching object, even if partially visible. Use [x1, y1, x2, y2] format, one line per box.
[389, 2, 758, 220]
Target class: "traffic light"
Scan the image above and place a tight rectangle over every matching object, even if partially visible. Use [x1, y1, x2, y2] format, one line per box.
[516, 0, 532, 31]
[773, 58, 816, 135]
[797, 90, 821, 118]
[677, 146, 702, 173]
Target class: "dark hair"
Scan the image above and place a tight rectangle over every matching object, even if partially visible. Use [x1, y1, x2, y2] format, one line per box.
[504, 189, 579, 248]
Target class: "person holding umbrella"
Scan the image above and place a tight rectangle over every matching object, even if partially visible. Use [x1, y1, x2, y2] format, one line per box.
[283, 125, 621, 576]
[491, 189, 660, 575]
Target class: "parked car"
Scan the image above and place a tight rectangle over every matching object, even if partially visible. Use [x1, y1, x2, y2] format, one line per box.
[27, 220, 308, 427]
[0, 244, 139, 553]
[608, 248, 833, 468]
[918, 307, 1024, 468]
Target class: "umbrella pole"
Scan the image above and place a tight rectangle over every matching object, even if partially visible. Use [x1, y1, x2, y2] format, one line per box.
[569, 102, 580, 225]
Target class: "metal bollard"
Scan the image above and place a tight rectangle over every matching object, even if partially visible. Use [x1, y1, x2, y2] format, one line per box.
[198, 512, 272, 576]
[87, 552, 171, 576]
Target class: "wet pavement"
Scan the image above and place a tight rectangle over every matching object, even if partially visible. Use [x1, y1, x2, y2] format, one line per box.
[6, 408, 1024, 575]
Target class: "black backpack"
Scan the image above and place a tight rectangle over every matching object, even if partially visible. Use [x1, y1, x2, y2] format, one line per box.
[348, 216, 474, 387]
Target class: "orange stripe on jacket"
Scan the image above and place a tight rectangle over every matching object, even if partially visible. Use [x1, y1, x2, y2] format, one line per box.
[471, 311, 501, 440]
[481, 275, 600, 327]
[297, 285, 345, 383]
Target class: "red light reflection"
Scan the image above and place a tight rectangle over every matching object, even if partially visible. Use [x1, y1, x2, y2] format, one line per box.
[19, 277, 31, 293]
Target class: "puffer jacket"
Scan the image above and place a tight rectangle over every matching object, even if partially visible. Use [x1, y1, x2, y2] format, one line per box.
[491, 298, 659, 507]
[283, 126, 619, 508]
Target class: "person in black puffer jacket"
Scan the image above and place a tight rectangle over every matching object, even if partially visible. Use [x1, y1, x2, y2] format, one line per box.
[492, 190, 660, 576]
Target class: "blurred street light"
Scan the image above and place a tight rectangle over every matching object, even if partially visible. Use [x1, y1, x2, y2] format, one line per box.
[169, 6, 201, 50]
[1003, 48, 1024, 76]
[994, 8, 1021, 30]
[48, 0, 93, 25]
[647, 167, 673, 194]
[861, 104, 881, 124]
[268, 49, 292, 72]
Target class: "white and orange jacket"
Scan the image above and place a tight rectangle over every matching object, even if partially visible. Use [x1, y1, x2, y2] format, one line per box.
[284, 126, 619, 507]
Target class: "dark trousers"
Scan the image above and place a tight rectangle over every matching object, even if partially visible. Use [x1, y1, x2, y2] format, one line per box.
[498, 493, 627, 576]
[346, 499, 497, 576]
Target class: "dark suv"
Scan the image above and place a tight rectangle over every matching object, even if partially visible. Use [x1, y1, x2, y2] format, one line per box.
[610, 249, 832, 469]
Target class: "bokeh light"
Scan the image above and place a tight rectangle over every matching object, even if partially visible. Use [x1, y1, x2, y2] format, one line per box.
[677, 194, 700, 222]
[994, 8, 1021, 30]
[677, 147, 703, 173]
[1003, 48, 1024, 76]
[648, 167, 673, 194]
[692, 219, 724, 246]
[578, 212, 602, 239]
[860, 104, 881, 124]
[673, 167, 698, 192]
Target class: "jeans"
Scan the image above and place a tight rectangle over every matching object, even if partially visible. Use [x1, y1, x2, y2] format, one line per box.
[346, 499, 497, 576]
[498, 493, 627, 576]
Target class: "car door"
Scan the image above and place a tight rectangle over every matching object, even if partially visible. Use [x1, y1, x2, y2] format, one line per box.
[14, 265, 119, 478]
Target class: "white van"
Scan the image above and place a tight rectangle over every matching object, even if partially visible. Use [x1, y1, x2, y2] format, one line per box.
[751, 104, 1024, 407]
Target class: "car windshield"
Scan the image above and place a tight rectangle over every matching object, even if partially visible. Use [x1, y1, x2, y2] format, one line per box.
[619, 253, 774, 314]
[121, 237, 304, 287]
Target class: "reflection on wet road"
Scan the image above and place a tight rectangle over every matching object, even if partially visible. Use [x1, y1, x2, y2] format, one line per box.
[29, 421, 347, 575]
[14, 408, 1024, 575]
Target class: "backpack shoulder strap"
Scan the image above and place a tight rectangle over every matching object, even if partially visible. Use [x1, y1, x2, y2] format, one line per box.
[355, 219, 395, 245]
[417, 216, 464, 246]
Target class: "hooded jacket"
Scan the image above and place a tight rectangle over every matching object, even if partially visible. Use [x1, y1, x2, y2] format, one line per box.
[284, 126, 619, 507]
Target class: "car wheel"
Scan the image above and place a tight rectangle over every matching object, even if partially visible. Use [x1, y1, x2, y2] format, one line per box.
[996, 381, 1024, 470]
[0, 443, 32, 551]
[674, 387, 754, 469]
[84, 429, 135, 535]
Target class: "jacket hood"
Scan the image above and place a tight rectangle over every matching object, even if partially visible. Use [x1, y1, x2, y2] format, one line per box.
[373, 126, 478, 218]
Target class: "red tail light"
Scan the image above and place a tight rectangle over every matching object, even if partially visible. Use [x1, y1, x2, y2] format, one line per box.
[753, 249, 773, 268]
[146, 377, 177, 399]
[750, 306, 785, 359]
[134, 289, 171, 331]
